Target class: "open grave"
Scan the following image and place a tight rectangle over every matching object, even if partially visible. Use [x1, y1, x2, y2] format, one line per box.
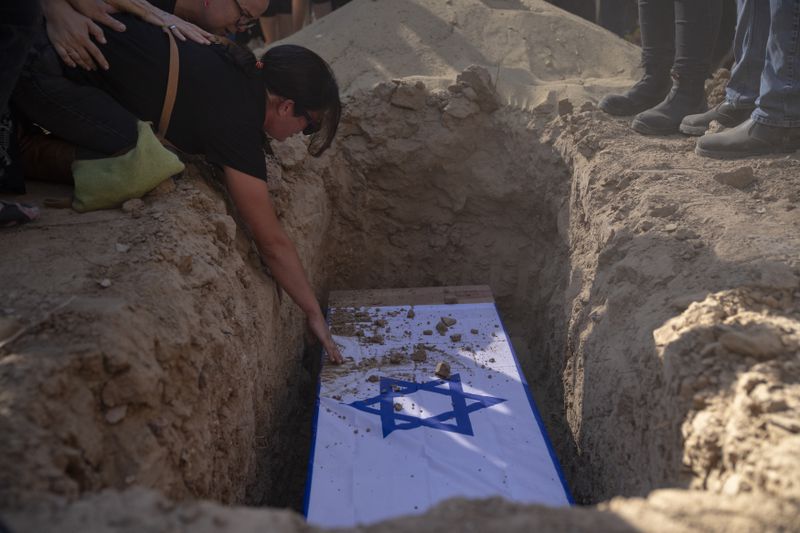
[2, 1, 799, 531]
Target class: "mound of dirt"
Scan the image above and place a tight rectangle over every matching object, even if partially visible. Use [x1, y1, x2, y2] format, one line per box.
[271, 0, 641, 108]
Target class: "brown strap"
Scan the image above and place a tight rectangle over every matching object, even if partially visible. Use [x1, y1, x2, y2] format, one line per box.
[158, 28, 180, 139]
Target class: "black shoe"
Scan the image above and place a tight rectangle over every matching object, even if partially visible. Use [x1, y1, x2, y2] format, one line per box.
[631, 74, 707, 135]
[679, 101, 755, 136]
[695, 118, 800, 159]
[598, 72, 672, 116]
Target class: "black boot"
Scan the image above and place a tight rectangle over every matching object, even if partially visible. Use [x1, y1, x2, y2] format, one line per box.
[598, 69, 672, 116]
[679, 101, 755, 136]
[631, 74, 707, 135]
[695, 119, 800, 159]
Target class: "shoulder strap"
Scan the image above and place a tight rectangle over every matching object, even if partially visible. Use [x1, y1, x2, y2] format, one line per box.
[158, 28, 180, 139]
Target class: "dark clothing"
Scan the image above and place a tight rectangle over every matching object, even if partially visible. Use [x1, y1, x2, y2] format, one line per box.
[0, 0, 41, 193]
[149, 0, 178, 14]
[15, 14, 268, 180]
[638, 0, 723, 78]
[265, 0, 291, 16]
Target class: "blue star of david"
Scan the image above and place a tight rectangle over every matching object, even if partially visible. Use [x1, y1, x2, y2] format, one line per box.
[348, 374, 506, 438]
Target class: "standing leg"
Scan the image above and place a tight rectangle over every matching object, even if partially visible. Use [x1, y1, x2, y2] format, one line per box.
[598, 0, 675, 117]
[631, 0, 723, 135]
[696, 0, 800, 157]
[311, 0, 332, 21]
[292, 0, 309, 33]
[679, 0, 767, 134]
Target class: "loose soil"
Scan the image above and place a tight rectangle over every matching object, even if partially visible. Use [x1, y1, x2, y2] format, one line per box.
[2, 0, 799, 531]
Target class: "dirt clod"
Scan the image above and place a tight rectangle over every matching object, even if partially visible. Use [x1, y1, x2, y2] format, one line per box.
[435, 362, 451, 379]
[713, 166, 756, 189]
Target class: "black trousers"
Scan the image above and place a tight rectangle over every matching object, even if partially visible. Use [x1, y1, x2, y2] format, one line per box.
[13, 28, 138, 160]
[0, 0, 41, 114]
[639, 0, 723, 78]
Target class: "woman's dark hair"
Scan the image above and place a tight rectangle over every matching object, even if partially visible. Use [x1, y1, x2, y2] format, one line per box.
[215, 41, 341, 157]
[259, 45, 341, 157]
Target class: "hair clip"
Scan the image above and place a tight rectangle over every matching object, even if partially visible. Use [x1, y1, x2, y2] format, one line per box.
[255, 60, 264, 69]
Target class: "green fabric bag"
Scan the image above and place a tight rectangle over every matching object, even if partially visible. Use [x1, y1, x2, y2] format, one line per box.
[72, 121, 185, 212]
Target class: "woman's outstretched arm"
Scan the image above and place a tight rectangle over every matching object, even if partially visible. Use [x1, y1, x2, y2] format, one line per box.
[224, 165, 344, 365]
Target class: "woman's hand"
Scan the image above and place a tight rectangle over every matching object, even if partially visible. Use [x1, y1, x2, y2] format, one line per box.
[104, 0, 213, 44]
[308, 311, 344, 365]
[66, 0, 128, 32]
[43, 0, 113, 70]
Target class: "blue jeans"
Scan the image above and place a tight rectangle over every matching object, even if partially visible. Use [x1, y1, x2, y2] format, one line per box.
[727, 0, 800, 127]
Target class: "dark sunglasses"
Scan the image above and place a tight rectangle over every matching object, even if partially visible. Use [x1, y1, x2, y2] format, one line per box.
[297, 108, 321, 136]
[233, 0, 258, 30]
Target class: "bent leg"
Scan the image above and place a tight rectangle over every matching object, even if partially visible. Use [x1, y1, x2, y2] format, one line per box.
[12, 30, 138, 159]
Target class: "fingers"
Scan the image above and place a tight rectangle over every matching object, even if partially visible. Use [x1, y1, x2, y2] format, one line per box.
[84, 32, 110, 70]
[53, 43, 78, 69]
[72, 44, 95, 71]
[172, 26, 187, 42]
[87, 19, 107, 44]
[327, 343, 344, 365]
[98, 13, 126, 32]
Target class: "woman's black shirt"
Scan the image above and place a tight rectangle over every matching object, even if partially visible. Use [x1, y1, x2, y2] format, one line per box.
[67, 14, 267, 180]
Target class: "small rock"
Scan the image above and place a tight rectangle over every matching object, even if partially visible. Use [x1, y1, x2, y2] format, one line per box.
[435, 362, 451, 379]
[443, 97, 480, 119]
[713, 166, 756, 189]
[148, 177, 176, 197]
[707, 119, 725, 134]
[394, 402, 403, 412]
[450, 334, 462, 342]
[390, 80, 427, 110]
[367, 375, 380, 383]
[121, 198, 144, 213]
[423, 329, 433, 335]
[411, 347, 427, 363]
[98, 278, 112, 288]
[389, 351, 404, 364]
[105, 405, 127, 424]
[557, 98, 573, 116]
[115, 243, 131, 253]
[366, 335, 384, 345]
[648, 203, 678, 218]
[471, 329, 479, 334]
[436, 321, 449, 335]
[441, 317, 457, 327]
[177, 255, 193, 275]
[406, 309, 416, 319]
[674, 228, 699, 241]
[719, 328, 784, 359]
[374, 319, 388, 328]
[664, 223, 678, 232]
[579, 101, 595, 112]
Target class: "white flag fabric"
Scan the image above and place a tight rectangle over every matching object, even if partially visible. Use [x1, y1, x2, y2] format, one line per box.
[304, 301, 572, 528]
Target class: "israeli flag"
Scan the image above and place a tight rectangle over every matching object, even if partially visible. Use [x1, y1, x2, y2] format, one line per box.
[305, 289, 571, 527]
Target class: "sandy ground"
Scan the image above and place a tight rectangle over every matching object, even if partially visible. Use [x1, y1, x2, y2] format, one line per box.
[2, 0, 800, 531]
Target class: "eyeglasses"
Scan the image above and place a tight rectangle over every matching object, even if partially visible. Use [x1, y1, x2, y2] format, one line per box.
[297, 108, 321, 136]
[233, 0, 258, 30]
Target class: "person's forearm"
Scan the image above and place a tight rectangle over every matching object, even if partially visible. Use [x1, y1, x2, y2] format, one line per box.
[254, 230, 323, 318]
